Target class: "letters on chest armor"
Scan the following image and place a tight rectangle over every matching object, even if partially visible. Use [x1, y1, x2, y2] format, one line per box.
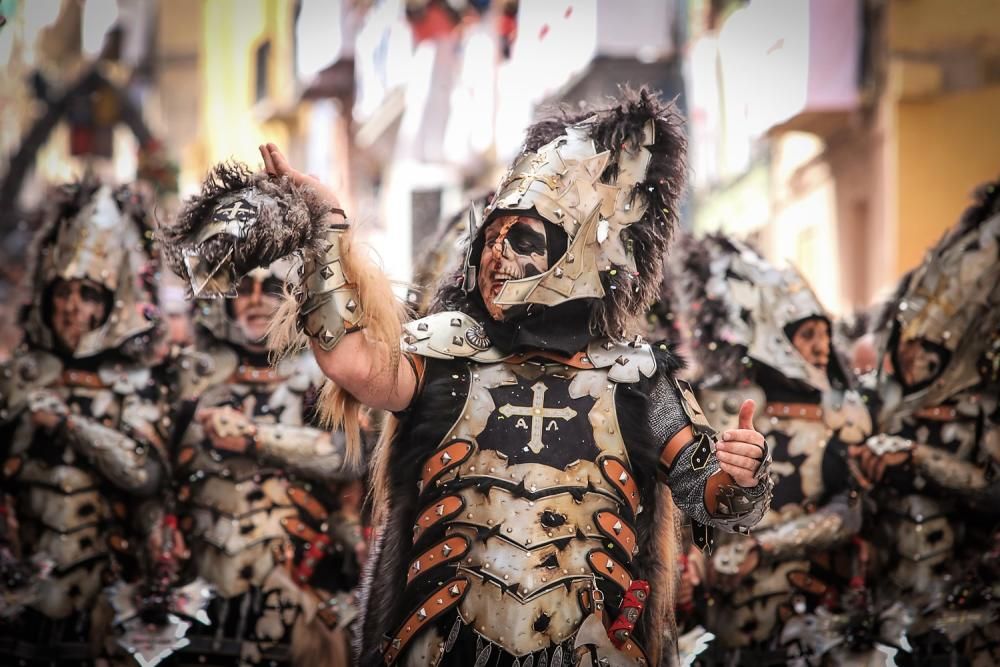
[390, 359, 646, 663]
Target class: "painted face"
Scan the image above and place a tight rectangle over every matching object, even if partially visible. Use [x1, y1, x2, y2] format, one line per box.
[790, 317, 831, 370]
[895, 339, 945, 388]
[50, 278, 110, 352]
[477, 215, 549, 321]
[232, 273, 283, 347]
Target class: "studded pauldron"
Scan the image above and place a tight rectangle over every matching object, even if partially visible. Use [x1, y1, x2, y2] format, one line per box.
[296, 219, 363, 351]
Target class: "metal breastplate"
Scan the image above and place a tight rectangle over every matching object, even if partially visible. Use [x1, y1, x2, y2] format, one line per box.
[179, 367, 339, 601]
[9, 383, 121, 620]
[398, 359, 642, 661]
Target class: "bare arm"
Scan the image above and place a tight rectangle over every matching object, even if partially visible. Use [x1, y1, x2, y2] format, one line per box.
[260, 143, 416, 412]
[309, 334, 416, 412]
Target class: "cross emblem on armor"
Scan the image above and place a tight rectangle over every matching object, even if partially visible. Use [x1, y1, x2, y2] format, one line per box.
[498, 381, 578, 453]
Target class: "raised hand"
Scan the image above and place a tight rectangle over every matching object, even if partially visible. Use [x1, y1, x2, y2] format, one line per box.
[258, 143, 343, 215]
[714, 399, 768, 487]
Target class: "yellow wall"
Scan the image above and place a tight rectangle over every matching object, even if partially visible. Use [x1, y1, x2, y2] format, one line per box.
[894, 84, 1000, 275]
[196, 0, 296, 176]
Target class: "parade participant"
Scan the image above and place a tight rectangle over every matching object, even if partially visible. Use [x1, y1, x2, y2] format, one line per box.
[0, 178, 172, 664]
[161, 163, 365, 667]
[851, 180, 1000, 665]
[676, 234, 872, 665]
[234, 88, 774, 666]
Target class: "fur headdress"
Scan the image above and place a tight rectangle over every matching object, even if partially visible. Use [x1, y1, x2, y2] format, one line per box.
[435, 86, 687, 339]
[876, 177, 1000, 413]
[21, 174, 163, 361]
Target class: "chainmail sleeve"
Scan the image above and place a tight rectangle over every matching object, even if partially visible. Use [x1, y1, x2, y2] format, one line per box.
[653, 375, 772, 535]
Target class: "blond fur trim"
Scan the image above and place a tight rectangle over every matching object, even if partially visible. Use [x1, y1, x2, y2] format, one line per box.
[268, 228, 405, 467]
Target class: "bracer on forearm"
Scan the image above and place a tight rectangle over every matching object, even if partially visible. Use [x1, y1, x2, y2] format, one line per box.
[62, 416, 162, 495]
[297, 222, 364, 351]
[254, 423, 358, 480]
[755, 491, 860, 561]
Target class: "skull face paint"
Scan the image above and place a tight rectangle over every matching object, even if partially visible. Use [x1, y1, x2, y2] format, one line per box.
[50, 278, 110, 352]
[789, 317, 831, 371]
[478, 215, 550, 321]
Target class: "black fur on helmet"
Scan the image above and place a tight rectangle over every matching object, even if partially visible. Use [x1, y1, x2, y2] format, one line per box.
[674, 232, 748, 388]
[159, 160, 332, 285]
[432, 86, 687, 340]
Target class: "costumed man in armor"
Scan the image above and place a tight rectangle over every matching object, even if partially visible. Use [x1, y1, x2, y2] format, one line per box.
[165, 88, 779, 666]
[675, 234, 873, 666]
[850, 180, 1000, 665]
[0, 178, 173, 664]
[160, 163, 365, 667]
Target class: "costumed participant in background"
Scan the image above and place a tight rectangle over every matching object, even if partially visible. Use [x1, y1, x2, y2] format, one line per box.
[158, 163, 366, 667]
[674, 233, 874, 666]
[213, 88, 775, 667]
[408, 192, 493, 318]
[850, 180, 1000, 666]
[0, 178, 176, 665]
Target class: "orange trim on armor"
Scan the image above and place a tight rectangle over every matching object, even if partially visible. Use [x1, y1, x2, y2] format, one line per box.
[412, 495, 465, 540]
[228, 363, 288, 384]
[281, 516, 322, 543]
[914, 405, 959, 421]
[764, 402, 823, 421]
[505, 349, 596, 369]
[60, 369, 107, 388]
[659, 425, 695, 475]
[420, 440, 474, 490]
[383, 577, 469, 665]
[406, 535, 471, 584]
[288, 486, 328, 521]
[3, 456, 22, 478]
[787, 570, 828, 595]
[619, 637, 651, 664]
[177, 446, 196, 466]
[599, 457, 640, 516]
[587, 550, 632, 593]
[594, 511, 638, 562]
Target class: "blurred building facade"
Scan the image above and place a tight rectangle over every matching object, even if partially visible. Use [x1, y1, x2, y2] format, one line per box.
[684, 0, 1000, 315]
[2, 0, 999, 334]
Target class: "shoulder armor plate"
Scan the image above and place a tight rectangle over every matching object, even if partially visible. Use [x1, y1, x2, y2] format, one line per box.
[176, 344, 239, 400]
[586, 339, 657, 383]
[0, 350, 62, 422]
[401, 312, 508, 362]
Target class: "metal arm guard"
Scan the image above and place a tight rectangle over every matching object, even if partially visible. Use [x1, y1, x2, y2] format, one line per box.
[867, 433, 1000, 509]
[756, 490, 860, 561]
[62, 414, 162, 496]
[254, 422, 358, 480]
[297, 223, 364, 351]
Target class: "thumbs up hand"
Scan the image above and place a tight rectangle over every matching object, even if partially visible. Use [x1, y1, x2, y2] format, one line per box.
[715, 399, 769, 488]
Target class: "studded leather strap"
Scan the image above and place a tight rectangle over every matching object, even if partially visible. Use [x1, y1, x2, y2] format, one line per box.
[764, 402, 824, 421]
[599, 457, 640, 516]
[657, 425, 695, 480]
[587, 549, 633, 593]
[288, 486, 328, 521]
[419, 440, 474, 491]
[594, 511, 638, 562]
[406, 535, 471, 584]
[383, 577, 469, 664]
[411, 495, 465, 541]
